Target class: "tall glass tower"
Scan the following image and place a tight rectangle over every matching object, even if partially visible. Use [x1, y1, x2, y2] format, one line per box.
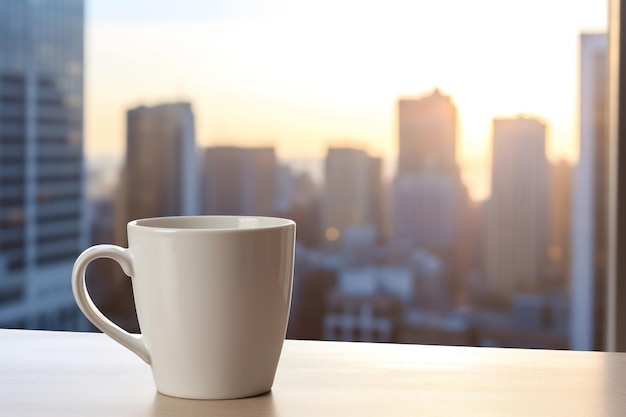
[486, 116, 550, 295]
[0, 0, 89, 329]
[123, 102, 198, 225]
[571, 33, 608, 351]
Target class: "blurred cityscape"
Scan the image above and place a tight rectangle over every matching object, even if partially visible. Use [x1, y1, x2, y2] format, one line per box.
[0, 1, 609, 350]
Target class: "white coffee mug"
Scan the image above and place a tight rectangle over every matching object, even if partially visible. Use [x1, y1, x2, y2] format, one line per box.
[71, 216, 296, 400]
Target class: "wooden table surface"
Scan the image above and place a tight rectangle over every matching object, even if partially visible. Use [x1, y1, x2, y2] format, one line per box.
[1, 329, 625, 416]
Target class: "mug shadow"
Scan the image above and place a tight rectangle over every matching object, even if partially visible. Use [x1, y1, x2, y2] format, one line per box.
[150, 390, 278, 417]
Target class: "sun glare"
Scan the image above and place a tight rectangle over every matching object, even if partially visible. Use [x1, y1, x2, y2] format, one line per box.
[87, 0, 607, 200]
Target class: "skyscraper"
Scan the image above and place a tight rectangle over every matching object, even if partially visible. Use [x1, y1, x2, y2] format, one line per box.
[549, 160, 572, 281]
[122, 102, 198, 226]
[0, 0, 89, 329]
[397, 89, 458, 176]
[393, 89, 465, 252]
[485, 116, 550, 294]
[571, 33, 608, 351]
[322, 147, 382, 246]
[201, 146, 277, 216]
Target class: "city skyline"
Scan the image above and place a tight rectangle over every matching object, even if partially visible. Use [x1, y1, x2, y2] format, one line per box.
[84, 0, 607, 201]
[0, 0, 607, 351]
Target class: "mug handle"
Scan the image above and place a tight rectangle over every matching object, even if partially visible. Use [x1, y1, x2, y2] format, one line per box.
[71, 244, 151, 364]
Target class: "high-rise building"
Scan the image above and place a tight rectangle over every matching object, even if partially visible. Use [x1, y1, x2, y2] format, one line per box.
[321, 147, 382, 246]
[549, 160, 572, 281]
[393, 89, 466, 250]
[0, 0, 89, 329]
[201, 146, 277, 216]
[121, 102, 198, 227]
[485, 116, 550, 294]
[397, 89, 458, 176]
[571, 33, 608, 351]
[393, 89, 471, 300]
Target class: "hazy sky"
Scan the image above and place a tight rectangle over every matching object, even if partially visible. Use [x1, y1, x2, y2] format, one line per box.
[85, 0, 608, 199]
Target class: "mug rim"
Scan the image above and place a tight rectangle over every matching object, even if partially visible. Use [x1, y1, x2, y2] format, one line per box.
[128, 215, 295, 232]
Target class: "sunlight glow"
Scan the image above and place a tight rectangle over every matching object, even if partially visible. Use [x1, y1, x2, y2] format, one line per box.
[86, 0, 607, 200]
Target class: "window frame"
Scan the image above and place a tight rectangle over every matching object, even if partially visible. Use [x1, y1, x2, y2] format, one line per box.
[607, 0, 626, 351]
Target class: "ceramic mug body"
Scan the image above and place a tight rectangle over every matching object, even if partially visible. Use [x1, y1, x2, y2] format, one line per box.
[72, 216, 296, 400]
